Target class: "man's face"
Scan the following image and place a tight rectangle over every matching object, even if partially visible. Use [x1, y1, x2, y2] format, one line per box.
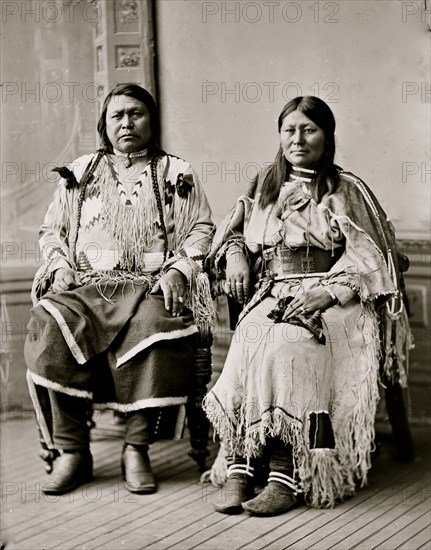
[106, 94, 152, 153]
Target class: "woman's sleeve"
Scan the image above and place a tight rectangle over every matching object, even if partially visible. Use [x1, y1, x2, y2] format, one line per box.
[321, 281, 357, 305]
[316, 213, 358, 304]
[319, 193, 397, 303]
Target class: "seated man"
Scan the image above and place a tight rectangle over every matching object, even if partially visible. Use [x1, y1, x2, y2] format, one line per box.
[25, 83, 215, 496]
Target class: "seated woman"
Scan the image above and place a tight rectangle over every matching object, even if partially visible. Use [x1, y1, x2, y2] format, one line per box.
[25, 84, 215, 496]
[203, 96, 411, 516]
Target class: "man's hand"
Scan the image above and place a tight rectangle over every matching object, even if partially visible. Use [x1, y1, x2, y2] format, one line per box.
[51, 268, 82, 292]
[151, 269, 188, 317]
[225, 251, 251, 304]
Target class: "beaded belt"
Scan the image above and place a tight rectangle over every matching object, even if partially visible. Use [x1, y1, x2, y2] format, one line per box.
[77, 250, 167, 273]
[261, 246, 341, 278]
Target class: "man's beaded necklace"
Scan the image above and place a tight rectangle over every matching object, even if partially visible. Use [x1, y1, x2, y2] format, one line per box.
[114, 148, 149, 168]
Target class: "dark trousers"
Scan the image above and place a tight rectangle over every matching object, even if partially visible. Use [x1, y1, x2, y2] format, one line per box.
[50, 390, 155, 451]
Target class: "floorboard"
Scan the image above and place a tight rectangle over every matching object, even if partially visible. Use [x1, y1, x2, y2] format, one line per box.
[1, 414, 430, 550]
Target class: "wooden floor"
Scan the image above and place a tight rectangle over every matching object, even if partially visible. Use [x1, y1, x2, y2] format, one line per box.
[0, 413, 430, 550]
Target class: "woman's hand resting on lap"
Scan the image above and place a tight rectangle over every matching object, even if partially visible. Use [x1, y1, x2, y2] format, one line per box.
[283, 286, 336, 319]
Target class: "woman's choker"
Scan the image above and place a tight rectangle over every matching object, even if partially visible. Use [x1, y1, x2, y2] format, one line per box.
[289, 166, 317, 184]
[114, 148, 149, 168]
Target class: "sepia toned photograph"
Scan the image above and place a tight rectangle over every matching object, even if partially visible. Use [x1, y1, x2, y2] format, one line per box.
[1, 1, 430, 548]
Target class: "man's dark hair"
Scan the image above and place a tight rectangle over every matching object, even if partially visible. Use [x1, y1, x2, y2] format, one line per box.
[97, 83, 159, 152]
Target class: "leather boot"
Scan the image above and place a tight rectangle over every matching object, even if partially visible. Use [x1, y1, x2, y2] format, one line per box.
[121, 444, 157, 494]
[214, 463, 254, 515]
[42, 450, 93, 495]
[242, 472, 301, 516]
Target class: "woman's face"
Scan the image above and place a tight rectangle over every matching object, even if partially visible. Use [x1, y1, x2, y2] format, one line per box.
[106, 94, 152, 153]
[279, 110, 326, 169]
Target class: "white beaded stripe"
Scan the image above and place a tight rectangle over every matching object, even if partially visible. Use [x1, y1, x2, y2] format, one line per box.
[228, 463, 254, 471]
[291, 166, 316, 174]
[269, 472, 302, 493]
[269, 472, 299, 484]
[289, 166, 316, 183]
[227, 465, 255, 473]
[269, 477, 300, 493]
[269, 471, 296, 484]
[227, 464, 255, 477]
[228, 469, 255, 478]
[290, 175, 313, 183]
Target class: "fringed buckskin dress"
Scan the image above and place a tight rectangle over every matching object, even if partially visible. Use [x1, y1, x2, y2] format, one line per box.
[204, 166, 411, 508]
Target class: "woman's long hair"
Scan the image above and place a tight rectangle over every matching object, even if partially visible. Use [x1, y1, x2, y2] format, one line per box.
[97, 83, 160, 153]
[258, 96, 339, 208]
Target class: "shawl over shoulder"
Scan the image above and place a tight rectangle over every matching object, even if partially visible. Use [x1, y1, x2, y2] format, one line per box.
[209, 168, 412, 386]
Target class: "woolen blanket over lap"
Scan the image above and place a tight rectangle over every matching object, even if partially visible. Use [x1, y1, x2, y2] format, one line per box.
[25, 281, 198, 408]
